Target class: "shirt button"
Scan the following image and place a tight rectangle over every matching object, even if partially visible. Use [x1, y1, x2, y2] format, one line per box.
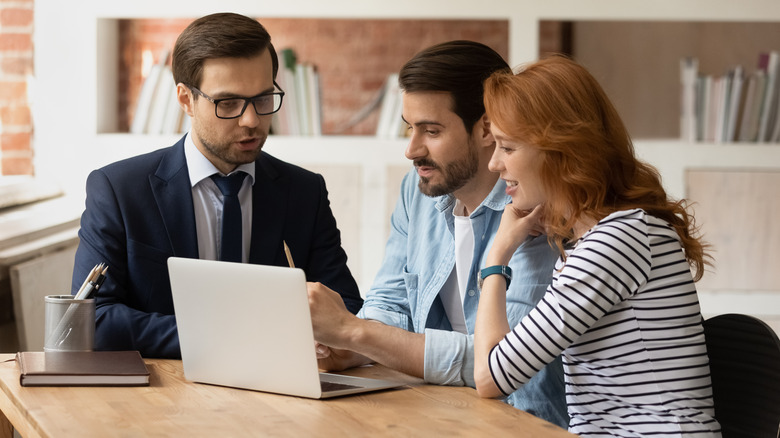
[468, 289, 476, 297]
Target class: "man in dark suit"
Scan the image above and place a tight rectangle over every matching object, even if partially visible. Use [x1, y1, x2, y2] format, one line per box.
[71, 12, 362, 358]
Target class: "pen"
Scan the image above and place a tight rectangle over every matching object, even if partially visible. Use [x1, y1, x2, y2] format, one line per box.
[75, 263, 107, 300]
[75, 263, 101, 298]
[283, 240, 295, 268]
[79, 266, 108, 300]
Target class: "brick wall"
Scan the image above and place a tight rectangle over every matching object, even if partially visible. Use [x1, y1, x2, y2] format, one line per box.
[0, 0, 33, 175]
[119, 18, 511, 136]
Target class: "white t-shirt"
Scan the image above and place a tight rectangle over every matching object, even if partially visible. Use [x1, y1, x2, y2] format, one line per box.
[441, 200, 474, 334]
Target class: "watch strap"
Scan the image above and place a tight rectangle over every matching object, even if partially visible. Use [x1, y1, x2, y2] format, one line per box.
[478, 265, 512, 290]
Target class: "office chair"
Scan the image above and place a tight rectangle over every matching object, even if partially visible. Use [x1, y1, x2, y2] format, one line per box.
[703, 313, 780, 438]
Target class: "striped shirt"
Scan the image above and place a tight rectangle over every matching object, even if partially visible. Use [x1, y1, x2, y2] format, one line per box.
[489, 209, 721, 437]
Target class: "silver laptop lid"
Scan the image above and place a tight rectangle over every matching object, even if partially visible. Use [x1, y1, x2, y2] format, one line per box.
[168, 257, 323, 398]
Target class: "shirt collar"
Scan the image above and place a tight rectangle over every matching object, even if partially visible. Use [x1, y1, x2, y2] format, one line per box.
[184, 131, 256, 187]
[435, 178, 510, 217]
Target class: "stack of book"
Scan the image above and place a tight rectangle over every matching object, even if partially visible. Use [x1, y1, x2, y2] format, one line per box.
[131, 50, 188, 135]
[270, 48, 322, 136]
[681, 50, 780, 143]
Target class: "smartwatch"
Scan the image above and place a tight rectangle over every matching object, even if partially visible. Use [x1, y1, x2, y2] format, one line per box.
[478, 265, 512, 291]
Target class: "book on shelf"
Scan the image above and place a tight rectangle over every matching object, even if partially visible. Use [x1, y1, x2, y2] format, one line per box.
[130, 50, 187, 135]
[17, 350, 150, 387]
[713, 75, 732, 143]
[724, 66, 744, 142]
[269, 48, 322, 136]
[146, 69, 176, 135]
[683, 51, 780, 144]
[757, 51, 780, 142]
[738, 70, 767, 142]
[376, 73, 406, 139]
[161, 68, 185, 135]
[307, 64, 323, 137]
[130, 53, 167, 134]
[770, 88, 780, 142]
[271, 50, 300, 136]
[697, 75, 713, 142]
[294, 63, 311, 136]
[680, 57, 698, 143]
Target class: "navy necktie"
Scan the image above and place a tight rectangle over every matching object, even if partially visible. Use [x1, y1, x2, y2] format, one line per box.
[211, 172, 247, 262]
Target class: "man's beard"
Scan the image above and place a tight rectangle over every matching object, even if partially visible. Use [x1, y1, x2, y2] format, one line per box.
[415, 145, 479, 197]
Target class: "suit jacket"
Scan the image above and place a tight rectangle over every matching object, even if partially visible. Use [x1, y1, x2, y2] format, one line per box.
[72, 136, 362, 358]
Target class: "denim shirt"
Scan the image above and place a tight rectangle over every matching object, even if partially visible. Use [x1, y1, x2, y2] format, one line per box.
[358, 169, 569, 428]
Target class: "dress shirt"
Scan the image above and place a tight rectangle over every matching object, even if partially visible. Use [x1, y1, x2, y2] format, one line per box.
[184, 132, 255, 262]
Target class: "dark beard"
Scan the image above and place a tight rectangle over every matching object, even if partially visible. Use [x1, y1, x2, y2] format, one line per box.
[416, 146, 479, 197]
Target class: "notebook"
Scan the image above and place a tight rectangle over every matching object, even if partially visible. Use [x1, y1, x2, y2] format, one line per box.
[167, 257, 404, 398]
[17, 350, 150, 387]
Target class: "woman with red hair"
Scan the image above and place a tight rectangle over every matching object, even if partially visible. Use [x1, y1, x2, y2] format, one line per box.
[474, 55, 721, 437]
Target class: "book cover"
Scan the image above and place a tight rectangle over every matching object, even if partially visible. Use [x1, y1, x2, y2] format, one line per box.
[376, 73, 402, 138]
[17, 350, 150, 387]
[129, 63, 164, 134]
[738, 71, 767, 142]
[271, 48, 300, 136]
[307, 64, 323, 136]
[273, 65, 300, 136]
[160, 66, 184, 135]
[130, 50, 169, 134]
[270, 69, 290, 135]
[294, 63, 311, 136]
[680, 57, 698, 142]
[712, 75, 729, 143]
[770, 89, 780, 142]
[757, 51, 780, 142]
[699, 75, 714, 142]
[147, 72, 176, 135]
[724, 66, 744, 142]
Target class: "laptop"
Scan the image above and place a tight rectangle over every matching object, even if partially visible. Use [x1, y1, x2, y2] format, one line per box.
[167, 257, 405, 399]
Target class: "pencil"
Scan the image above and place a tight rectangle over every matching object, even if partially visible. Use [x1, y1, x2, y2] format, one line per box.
[76, 263, 102, 297]
[283, 240, 295, 268]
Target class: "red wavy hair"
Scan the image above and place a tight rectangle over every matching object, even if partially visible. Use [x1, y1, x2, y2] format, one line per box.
[484, 55, 710, 280]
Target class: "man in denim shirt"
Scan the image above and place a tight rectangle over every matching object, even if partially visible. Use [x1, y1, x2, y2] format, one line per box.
[307, 41, 567, 428]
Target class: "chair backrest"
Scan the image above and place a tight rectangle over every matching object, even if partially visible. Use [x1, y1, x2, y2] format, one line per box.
[703, 313, 780, 438]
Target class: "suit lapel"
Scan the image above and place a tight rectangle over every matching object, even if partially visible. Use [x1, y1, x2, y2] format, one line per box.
[150, 138, 199, 258]
[249, 152, 286, 265]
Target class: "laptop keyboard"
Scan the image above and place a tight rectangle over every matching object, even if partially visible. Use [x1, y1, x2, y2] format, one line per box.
[320, 380, 362, 392]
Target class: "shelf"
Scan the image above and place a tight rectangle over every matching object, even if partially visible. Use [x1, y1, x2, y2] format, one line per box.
[633, 140, 780, 199]
[88, 133, 780, 202]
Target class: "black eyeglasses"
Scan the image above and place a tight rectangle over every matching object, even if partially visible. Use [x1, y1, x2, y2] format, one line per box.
[187, 83, 285, 119]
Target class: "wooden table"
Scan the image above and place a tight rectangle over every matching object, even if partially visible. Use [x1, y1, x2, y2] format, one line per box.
[0, 353, 574, 437]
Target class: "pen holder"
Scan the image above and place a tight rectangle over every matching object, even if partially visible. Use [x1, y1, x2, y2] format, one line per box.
[44, 295, 95, 352]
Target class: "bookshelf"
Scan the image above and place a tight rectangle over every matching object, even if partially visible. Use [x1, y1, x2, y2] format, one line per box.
[32, 0, 780, 326]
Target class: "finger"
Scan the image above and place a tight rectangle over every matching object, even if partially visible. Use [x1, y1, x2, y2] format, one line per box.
[315, 343, 331, 359]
